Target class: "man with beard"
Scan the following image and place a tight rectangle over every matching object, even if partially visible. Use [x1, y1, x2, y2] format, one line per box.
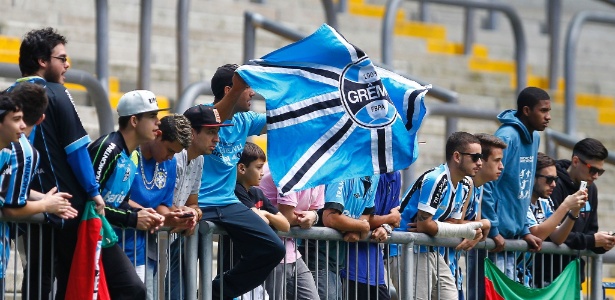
[397, 131, 484, 300]
[14, 27, 146, 299]
[545, 138, 612, 287]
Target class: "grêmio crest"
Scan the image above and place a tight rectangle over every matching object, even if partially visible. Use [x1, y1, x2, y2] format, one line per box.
[340, 57, 396, 129]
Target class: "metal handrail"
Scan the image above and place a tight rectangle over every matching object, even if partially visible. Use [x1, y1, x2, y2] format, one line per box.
[321, 0, 338, 30]
[177, 0, 191, 100]
[382, 0, 527, 95]
[544, 128, 615, 165]
[95, 0, 109, 94]
[173, 81, 212, 114]
[138, 0, 152, 90]
[563, 10, 615, 136]
[0, 63, 114, 136]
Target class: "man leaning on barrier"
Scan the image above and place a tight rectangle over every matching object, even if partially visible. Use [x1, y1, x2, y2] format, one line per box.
[396, 131, 484, 300]
[544, 138, 612, 288]
[14, 27, 109, 299]
[303, 175, 379, 300]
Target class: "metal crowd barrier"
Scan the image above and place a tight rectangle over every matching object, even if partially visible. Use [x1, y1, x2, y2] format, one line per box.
[0, 220, 609, 300]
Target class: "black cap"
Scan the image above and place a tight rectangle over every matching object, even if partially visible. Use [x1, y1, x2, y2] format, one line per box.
[211, 64, 239, 100]
[183, 105, 233, 127]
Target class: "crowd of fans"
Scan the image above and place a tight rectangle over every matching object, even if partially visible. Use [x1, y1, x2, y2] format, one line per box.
[0, 26, 610, 300]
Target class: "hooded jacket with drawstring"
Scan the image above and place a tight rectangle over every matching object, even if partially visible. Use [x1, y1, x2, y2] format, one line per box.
[533, 159, 604, 287]
[482, 109, 540, 239]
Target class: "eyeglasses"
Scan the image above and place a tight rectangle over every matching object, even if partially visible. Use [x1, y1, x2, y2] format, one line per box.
[536, 174, 558, 184]
[51, 56, 69, 64]
[459, 152, 483, 162]
[577, 157, 605, 176]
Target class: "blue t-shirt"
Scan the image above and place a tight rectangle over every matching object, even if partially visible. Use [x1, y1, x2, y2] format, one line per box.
[0, 147, 15, 278]
[117, 152, 176, 266]
[198, 107, 266, 207]
[305, 176, 378, 272]
[344, 172, 400, 286]
[397, 164, 470, 253]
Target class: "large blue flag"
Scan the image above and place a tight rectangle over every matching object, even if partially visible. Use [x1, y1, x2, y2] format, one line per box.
[237, 24, 429, 194]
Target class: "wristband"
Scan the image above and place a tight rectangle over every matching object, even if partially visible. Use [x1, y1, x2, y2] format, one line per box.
[381, 224, 393, 235]
[567, 211, 579, 220]
[312, 210, 319, 225]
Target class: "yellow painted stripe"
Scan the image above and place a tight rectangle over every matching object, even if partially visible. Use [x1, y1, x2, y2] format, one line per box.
[349, 3, 406, 20]
[468, 57, 515, 73]
[598, 108, 615, 125]
[394, 20, 447, 40]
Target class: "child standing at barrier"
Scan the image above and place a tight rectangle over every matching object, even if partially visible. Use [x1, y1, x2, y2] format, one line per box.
[219, 142, 289, 300]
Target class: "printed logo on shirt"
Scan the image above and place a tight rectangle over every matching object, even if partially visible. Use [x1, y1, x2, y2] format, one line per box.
[520, 156, 534, 163]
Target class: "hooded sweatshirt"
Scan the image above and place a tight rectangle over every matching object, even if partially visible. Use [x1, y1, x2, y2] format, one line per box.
[533, 159, 604, 287]
[482, 110, 540, 239]
[551, 159, 604, 252]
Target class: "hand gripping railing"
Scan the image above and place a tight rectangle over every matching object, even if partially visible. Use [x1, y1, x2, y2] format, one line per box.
[382, 0, 528, 95]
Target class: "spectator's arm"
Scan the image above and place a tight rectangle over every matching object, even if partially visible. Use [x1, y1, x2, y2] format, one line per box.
[322, 208, 370, 233]
[66, 145, 100, 198]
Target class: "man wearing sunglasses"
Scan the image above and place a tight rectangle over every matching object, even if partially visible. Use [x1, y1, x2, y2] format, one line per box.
[517, 152, 587, 288]
[397, 131, 484, 300]
[546, 138, 612, 287]
[473, 87, 550, 298]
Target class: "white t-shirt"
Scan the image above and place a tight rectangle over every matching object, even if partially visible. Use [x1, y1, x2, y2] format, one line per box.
[173, 149, 204, 207]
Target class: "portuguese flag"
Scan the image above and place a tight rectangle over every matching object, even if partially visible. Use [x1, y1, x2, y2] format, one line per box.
[65, 202, 118, 300]
[485, 258, 580, 300]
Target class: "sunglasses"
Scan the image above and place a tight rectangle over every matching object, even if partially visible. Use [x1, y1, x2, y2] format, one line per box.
[578, 157, 605, 176]
[459, 152, 483, 162]
[536, 174, 558, 184]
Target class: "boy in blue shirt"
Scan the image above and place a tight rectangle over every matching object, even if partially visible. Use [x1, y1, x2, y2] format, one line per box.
[304, 174, 379, 300]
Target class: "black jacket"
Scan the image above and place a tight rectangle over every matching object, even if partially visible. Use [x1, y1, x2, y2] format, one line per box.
[551, 159, 605, 254]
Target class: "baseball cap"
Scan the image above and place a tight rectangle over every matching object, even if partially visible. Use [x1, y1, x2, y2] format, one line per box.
[211, 64, 239, 100]
[183, 105, 233, 127]
[116, 90, 170, 117]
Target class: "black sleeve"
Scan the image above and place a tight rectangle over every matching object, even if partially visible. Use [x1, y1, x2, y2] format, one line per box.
[104, 195, 139, 228]
[234, 184, 255, 208]
[553, 183, 601, 251]
[88, 134, 121, 191]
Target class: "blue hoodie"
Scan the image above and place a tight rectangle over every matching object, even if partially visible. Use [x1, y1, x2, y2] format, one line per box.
[482, 110, 540, 239]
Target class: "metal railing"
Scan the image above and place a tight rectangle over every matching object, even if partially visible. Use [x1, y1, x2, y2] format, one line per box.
[0, 63, 114, 136]
[382, 0, 527, 95]
[563, 10, 615, 136]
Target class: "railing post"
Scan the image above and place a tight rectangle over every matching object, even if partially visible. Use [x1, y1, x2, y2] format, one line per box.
[401, 241, 415, 299]
[417, 0, 429, 22]
[590, 255, 603, 300]
[185, 222, 199, 300]
[321, 0, 339, 30]
[463, 8, 476, 55]
[243, 12, 258, 63]
[177, 0, 191, 100]
[95, 0, 109, 94]
[481, 0, 498, 30]
[138, 0, 152, 90]
[199, 221, 214, 300]
[547, 0, 562, 91]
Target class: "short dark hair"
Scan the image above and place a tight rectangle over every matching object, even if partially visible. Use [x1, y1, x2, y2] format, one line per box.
[19, 27, 68, 76]
[9, 82, 48, 126]
[0, 95, 22, 123]
[536, 152, 556, 172]
[445, 131, 480, 162]
[118, 113, 143, 130]
[239, 142, 266, 166]
[573, 138, 608, 161]
[211, 64, 239, 102]
[159, 114, 192, 149]
[474, 133, 507, 161]
[516, 87, 550, 112]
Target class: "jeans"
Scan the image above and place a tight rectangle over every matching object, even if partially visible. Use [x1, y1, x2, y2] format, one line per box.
[166, 236, 188, 300]
[204, 203, 286, 299]
[265, 258, 320, 300]
[312, 269, 342, 300]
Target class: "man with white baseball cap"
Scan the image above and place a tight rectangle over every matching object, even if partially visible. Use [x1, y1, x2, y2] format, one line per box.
[84, 90, 170, 298]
